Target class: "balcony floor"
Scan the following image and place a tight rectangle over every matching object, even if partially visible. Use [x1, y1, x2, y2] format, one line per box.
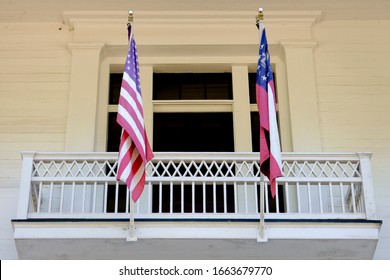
[12, 219, 381, 260]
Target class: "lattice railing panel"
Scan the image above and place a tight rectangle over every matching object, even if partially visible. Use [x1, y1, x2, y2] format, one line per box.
[282, 160, 361, 178]
[31, 155, 362, 181]
[147, 160, 261, 178]
[32, 160, 118, 178]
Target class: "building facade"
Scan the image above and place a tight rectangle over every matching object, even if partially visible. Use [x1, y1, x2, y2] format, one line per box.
[0, 0, 389, 259]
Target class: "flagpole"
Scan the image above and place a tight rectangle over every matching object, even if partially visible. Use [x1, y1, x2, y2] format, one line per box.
[126, 9, 137, 242]
[256, 8, 268, 243]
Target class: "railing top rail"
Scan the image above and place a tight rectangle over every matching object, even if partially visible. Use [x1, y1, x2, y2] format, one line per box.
[30, 177, 363, 183]
[22, 151, 368, 162]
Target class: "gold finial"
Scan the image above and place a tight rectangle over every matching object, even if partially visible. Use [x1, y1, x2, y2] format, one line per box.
[128, 10, 134, 26]
[256, 8, 264, 24]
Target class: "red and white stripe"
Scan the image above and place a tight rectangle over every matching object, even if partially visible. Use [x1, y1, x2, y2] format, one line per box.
[257, 78, 283, 197]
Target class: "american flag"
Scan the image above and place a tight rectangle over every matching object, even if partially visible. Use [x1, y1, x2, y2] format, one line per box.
[256, 27, 283, 198]
[117, 25, 154, 202]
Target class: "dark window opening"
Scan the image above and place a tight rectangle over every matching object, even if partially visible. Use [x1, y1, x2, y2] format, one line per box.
[109, 73, 123, 105]
[153, 73, 232, 100]
[251, 112, 260, 153]
[106, 112, 121, 152]
[248, 72, 257, 104]
[153, 112, 234, 152]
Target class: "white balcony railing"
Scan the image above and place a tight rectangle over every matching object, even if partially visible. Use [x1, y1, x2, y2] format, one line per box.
[16, 152, 377, 221]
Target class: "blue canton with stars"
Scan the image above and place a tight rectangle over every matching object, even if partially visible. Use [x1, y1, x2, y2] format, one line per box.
[256, 28, 274, 91]
[124, 32, 142, 95]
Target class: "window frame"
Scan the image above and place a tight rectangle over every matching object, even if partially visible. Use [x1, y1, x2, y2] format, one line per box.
[97, 58, 291, 153]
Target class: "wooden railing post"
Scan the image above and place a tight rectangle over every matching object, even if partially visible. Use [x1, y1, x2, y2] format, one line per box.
[16, 151, 36, 219]
[357, 152, 377, 220]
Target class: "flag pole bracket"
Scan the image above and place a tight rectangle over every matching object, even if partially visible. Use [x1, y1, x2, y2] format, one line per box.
[126, 198, 138, 242]
[257, 227, 268, 243]
[126, 223, 138, 242]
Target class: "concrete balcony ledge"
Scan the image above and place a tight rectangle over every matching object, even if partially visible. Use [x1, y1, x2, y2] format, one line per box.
[12, 218, 381, 259]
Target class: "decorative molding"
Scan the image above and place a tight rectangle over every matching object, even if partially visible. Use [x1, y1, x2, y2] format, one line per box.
[63, 11, 322, 49]
[63, 10, 322, 27]
[67, 42, 106, 52]
[280, 41, 318, 49]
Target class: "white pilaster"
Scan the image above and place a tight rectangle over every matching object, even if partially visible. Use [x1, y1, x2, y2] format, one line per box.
[65, 42, 105, 151]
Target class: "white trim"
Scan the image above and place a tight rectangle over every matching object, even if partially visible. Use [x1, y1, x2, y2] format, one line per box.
[13, 220, 380, 240]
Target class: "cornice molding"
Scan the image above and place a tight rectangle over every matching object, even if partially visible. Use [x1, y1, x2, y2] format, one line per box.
[63, 11, 321, 51]
[63, 10, 322, 27]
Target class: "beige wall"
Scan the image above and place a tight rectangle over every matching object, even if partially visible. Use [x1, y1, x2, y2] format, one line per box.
[0, 1, 389, 259]
[0, 23, 71, 183]
[313, 20, 390, 259]
[0, 23, 71, 258]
